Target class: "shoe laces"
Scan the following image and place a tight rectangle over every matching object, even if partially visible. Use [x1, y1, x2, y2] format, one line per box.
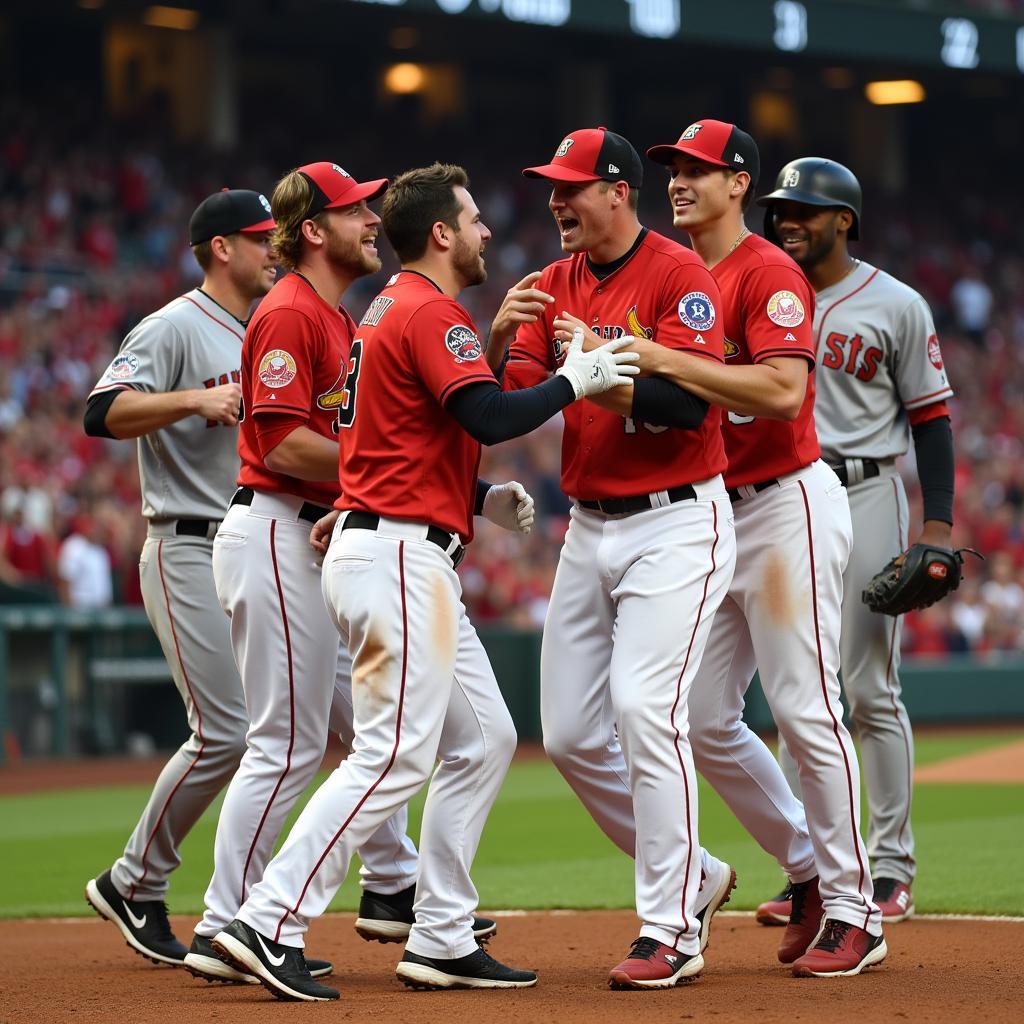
[815, 919, 853, 953]
[149, 900, 174, 940]
[627, 937, 664, 962]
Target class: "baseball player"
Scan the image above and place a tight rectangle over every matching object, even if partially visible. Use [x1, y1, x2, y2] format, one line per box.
[82, 190, 276, 966]
[500, 128, 739, 990]
[209, 162, 637, 1001]
[595, 119, 882, 977]
[754, 158, 955, 925]
[189, 162, 430, 980]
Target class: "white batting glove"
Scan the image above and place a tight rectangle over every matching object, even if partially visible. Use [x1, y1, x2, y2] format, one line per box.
[482, 480, 536, 534]
[555, 327, 640, 399]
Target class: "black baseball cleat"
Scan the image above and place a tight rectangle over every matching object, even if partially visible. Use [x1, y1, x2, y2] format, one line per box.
[355, 884, 498, 945]
[211, 919, 339, 1002]
[185, 932, 335, 984]
[395, 946, 537, 989]
[85, 869, 188, 966]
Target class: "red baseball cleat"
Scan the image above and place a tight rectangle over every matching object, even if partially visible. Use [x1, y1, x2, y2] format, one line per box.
[755, 882, 793, 926]
[792, 919, 887, 977]
[608, 937, 703, 989]
[872, 877, 914, 922]
[777, 876, 824, 963]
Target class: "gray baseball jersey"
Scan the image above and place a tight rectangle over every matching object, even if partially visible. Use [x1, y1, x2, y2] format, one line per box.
[90, 288, 243, 521]
[812, 261, 953, 463]
[778, 258, 954, 894]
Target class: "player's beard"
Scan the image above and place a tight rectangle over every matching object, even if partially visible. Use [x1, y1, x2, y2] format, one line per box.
[322, 220, 382, 278]
[791, 222, 839, 271]
[451, 230, 486, 287]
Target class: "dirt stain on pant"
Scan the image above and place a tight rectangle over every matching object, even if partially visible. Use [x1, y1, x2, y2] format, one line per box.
[762, 552, 797, 626]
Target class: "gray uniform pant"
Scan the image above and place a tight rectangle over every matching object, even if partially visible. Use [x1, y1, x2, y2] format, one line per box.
[112, 530, 249, 902]
[781, 464, 915, 884]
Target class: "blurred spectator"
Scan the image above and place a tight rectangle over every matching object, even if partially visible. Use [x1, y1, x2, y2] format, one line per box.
[56, 514, 112, 609]
[949, 265, 993, 346]
[0, 500, 55, 596]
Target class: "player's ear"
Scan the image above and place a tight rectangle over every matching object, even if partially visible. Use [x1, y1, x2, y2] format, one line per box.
[300, 218, 324, 247]
[836, 208, 854, 234]
[210, 235, 231, 265]
[431, 220, 452, 252]
[732, 171, 751, 202]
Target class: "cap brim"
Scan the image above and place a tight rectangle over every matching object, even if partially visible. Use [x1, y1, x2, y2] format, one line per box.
[755, 188, 838, 208]
[239, 217, 277, 233]
[324, 178, 389, 208]
[522, 163, 602, 182]
[646, 143, 729, 167]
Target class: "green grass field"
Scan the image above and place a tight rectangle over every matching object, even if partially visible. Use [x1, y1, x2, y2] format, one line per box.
[2, 730, 1021, 919]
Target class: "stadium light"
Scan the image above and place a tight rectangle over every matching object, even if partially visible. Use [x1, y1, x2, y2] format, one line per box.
[384, 63, 426, 95]
[143, 6, 200, 31]
[865, 80, 926, 105]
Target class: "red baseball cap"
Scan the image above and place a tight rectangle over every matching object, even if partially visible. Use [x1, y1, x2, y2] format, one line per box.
[297, 161, 388, 218]
[647, 119, 760, 188]
[523, 127, 644, 188]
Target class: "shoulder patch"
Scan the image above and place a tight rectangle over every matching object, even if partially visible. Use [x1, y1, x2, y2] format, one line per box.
[106, 352, 139, 380]
[927, 334, 944, 370]
[766, 290, 805, 327]
[678, 291, 716, 331]
[258, 349, 297, 388]
[445, 324, 482, 362]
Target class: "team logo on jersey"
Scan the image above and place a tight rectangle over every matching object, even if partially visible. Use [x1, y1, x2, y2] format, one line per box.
[258, 193, 271, 214]
[678, 292, 716, 331]
[258, 349, 297, 388]
[107, 353, 139, 380]
[927, 334, 944, 370]
[317, 361, 348, 410]
[445, 324, 482, 362]
[555, 138, 575, 158]
[680, 123, 703, 140]
[625, 306, 653, 340]
[723, 338, 740, 358]
[766, 290, 805, 327]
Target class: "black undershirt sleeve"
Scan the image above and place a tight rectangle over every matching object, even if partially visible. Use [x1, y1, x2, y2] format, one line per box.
[83, 389, 122, 438]
[629, 377, 710, 430]
[911, 415, 955, 525]
[445, 377, 576, 446]
[475, 479, 492, 515]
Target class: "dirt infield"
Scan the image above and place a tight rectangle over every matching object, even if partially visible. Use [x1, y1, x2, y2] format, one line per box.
[914, 737, 1024, 784]
[2, 911, 1021, 1024]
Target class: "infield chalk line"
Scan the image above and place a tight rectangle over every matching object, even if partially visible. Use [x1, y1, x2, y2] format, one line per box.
[21, 910, 1024, 925]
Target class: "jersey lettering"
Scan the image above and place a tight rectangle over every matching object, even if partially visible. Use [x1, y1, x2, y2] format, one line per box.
[202, 370, 241, 428]
[623, 417, 669, 435]
[727, 410, 756, 425]
[360, 295, 394, 327]
[822, 331, 884, 382]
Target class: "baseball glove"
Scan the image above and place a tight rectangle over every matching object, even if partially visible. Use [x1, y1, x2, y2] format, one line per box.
[862, 543, 983, 616]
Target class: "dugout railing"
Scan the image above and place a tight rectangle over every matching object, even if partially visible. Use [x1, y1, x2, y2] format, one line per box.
[0, 606, 1022, 764]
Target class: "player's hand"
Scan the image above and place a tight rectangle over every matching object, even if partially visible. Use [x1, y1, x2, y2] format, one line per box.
[553, 312, 602, 352]
[481, 480, 536, 534]
[488, 271, 555, 349]
[310, 509, 341, 556]
[191, 383, 242, 425]
[555, 326, 640, 399]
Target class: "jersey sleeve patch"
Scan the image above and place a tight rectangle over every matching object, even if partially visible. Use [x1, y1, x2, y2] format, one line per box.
[927, 334, 944, 370]
[445, 324, 482, 363]
[766, 290, 806, 327]
[677, 292, 716, 331]
[258, 349, 298, 388]
[103, 352, 139, 381]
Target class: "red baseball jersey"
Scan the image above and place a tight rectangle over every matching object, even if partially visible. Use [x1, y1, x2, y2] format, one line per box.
[238, 273, 352, 507]
[505, 230, 727, 500]
[714, 233, 820, 487]
[336, 271, 496, 543]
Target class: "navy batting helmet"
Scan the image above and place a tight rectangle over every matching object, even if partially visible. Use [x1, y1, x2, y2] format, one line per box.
[757, 158, 862, 242]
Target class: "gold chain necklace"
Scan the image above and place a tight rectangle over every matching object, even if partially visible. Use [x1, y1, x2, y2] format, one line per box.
[727, 227, 749, 257]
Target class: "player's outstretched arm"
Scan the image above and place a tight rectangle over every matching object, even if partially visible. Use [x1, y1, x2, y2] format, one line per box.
[84, 383, 242, 439]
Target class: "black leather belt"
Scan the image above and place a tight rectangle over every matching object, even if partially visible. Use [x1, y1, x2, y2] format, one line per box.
[829, 460, 880, 488]
[727, 478, 780, 502]
[341, 510, 466, 568]
[175, 520, 213, 537]
[230, 486, 331, 526]
[578, 484, 697, 516]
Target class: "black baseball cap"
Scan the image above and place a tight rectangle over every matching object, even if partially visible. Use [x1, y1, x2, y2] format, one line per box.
[523, 127, 644, 189]
[189, 189, 276, 246]
[647, 119, 760, 190]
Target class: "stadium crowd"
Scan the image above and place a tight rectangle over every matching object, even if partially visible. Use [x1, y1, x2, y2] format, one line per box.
[1, 99, 1021, 656]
